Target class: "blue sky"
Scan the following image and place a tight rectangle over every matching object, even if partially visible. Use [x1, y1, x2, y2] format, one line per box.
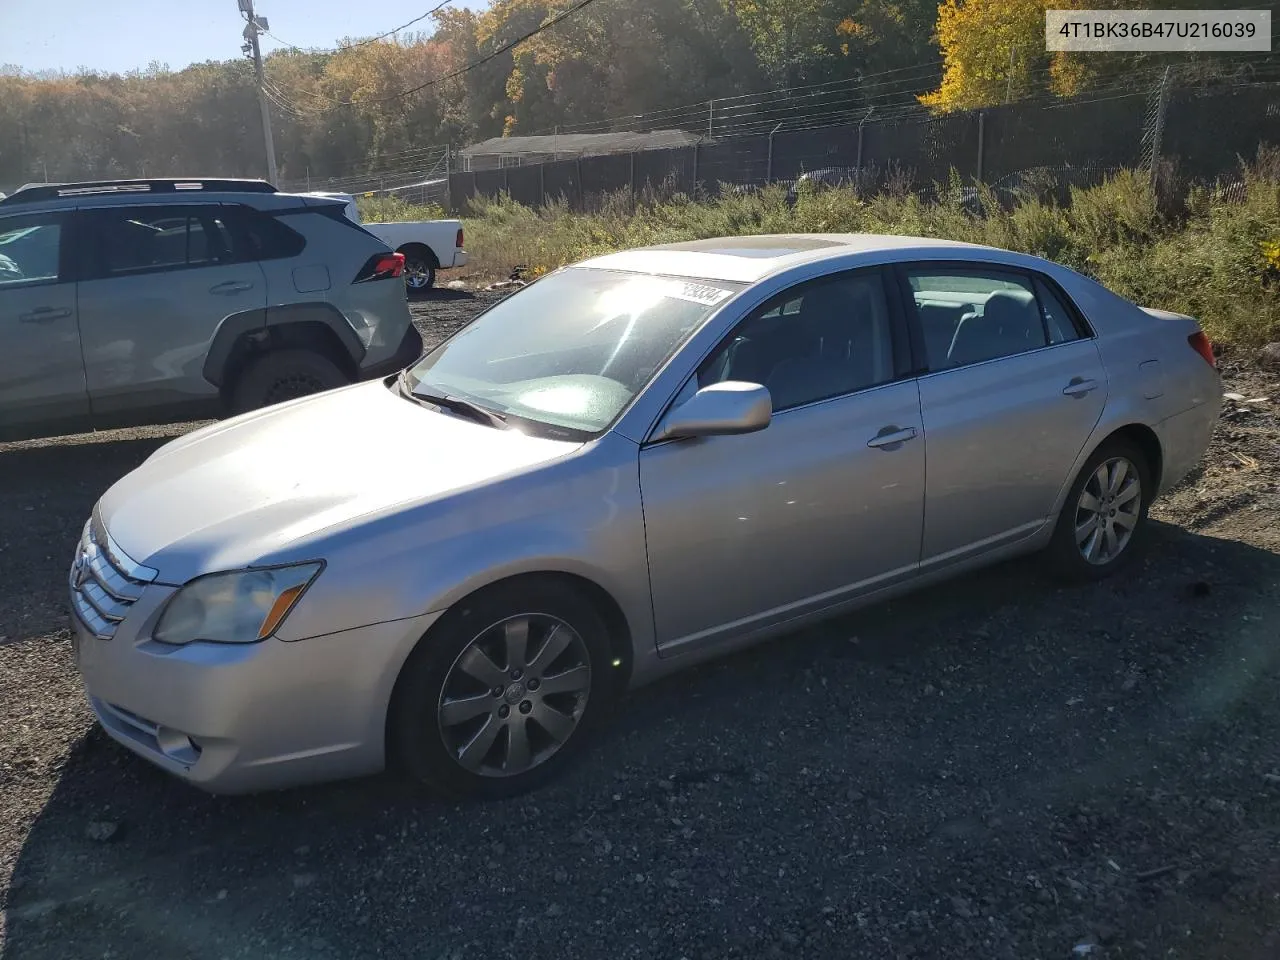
[0, 0, 488, 75]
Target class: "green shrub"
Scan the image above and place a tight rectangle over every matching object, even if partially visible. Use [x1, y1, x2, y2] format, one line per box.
[355, 194, 446, 223]
[460, 165, 1280, 352]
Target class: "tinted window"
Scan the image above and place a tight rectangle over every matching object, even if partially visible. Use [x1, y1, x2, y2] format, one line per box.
[225, 206, 305, 260]
[0, 214, 63, 288]
[698, 270, 896, 411]
[82, 206, 242, 278]
[906, 268, 1046, 370]
[1034, 276, 1088, 344]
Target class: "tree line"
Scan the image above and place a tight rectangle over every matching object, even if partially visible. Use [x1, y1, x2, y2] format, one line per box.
[0, 0, 1266, 189]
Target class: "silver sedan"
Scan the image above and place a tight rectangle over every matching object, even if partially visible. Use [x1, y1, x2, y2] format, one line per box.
[70, 234, 1221, 797]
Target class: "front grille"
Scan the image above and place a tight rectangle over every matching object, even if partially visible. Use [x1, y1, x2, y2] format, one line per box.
[69, 514, 157, 641]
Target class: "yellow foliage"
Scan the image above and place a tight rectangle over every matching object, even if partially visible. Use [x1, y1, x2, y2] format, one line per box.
[1262, 238, 1280, 271]
[836, 17, 865, 37]
[919, 0, 1050, 112]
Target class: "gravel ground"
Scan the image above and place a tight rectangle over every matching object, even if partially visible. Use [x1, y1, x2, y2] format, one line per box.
[2, 290, 1278, 960]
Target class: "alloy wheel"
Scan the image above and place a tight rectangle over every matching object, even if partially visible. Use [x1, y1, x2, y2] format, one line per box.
[437, 614, 592, 777]
[404, 259, 434, 290]
[1074, 456, 1142, 565]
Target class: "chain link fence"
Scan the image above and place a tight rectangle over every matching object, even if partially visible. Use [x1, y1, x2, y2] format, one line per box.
[447, 80, 1280, 213]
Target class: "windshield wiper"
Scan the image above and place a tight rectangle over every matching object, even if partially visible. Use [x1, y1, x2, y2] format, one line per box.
[411, 388, 510, 430]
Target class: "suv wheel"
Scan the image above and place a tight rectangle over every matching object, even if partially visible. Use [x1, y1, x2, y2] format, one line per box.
[389, 578, 615, 800]
[230, 349, 349, 413]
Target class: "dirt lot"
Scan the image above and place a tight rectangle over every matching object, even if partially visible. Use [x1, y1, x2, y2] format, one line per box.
[2, 290, 1278, 960]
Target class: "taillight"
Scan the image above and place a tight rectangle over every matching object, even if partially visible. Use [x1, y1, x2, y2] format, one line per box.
[353, 252, 405, 283]
[456, 227, 464, 249]
[1188, 330, 1216, 368]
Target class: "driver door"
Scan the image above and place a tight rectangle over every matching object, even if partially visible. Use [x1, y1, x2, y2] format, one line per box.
[638, 267, 926, 654]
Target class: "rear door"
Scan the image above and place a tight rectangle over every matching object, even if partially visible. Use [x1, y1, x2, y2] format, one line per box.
[75, 203, 267, 425]
[896, 262, 1107, 567]
[0, 210, 90, 438]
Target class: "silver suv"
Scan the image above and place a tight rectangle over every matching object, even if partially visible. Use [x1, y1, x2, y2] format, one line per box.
[0, 178, 422, 442]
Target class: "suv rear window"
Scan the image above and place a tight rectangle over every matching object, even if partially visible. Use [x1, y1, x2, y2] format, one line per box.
[223, 205, 306, 260]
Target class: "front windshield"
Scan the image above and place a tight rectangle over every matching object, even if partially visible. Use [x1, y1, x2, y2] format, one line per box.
[406, 268, 744, 436]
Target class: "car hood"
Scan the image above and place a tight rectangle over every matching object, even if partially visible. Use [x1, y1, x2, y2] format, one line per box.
[99, 381, 581, 583]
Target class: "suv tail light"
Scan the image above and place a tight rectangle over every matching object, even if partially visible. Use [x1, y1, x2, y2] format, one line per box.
[456, 227, 464, 250]
[1188, 330, 1216, 368]
[354, 252, 405, 283]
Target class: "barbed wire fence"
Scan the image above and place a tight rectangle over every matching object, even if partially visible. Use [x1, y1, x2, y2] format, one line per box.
[445, 66, 1280, 214]
[257, 54, 1280, 212]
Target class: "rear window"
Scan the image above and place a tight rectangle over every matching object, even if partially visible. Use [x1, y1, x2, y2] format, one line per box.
[225, 206, 305, 260]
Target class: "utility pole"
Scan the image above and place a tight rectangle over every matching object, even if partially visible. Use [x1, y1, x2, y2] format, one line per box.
[238, 0, 278, 184]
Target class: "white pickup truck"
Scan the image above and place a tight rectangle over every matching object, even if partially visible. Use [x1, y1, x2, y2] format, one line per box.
[308, 192, 468, 294]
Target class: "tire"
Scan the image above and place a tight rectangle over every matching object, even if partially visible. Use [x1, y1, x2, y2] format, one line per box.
[230, 348, 350, 414]
[389, 578, 616, 801]
[401, 250, 437, 296]
[1046, 437, 1152, 581]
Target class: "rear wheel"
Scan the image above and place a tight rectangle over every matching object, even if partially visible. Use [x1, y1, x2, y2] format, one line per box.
[401, 248, 437, 295]
[230, 348, 349, 413]
[389, 578, 614, 800]
[1046, 438, 1151, 581]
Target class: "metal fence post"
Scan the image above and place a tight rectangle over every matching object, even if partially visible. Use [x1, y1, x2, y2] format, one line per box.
[576, 156, 583, 210]
[692, 142, 700, 195]
[707, 99, 714, 139]
[1149, 66, 1171, 192]
[856, 107, 874, 173]
[539, 162, 546, 208]
[976, 111, 986, 183]
[767, 122, 784, 183]
[629, 151, 636, 203]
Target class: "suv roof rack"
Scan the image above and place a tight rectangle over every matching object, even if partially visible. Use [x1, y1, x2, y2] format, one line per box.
[0, 178, 277, 206]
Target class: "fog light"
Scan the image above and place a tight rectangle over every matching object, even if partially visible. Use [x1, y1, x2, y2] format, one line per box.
[156, 726, 201, 764]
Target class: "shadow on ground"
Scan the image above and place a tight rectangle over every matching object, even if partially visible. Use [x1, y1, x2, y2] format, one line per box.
[5, 520, 1280, 959]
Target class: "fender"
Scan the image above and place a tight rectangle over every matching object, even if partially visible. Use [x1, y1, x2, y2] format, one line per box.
[203, 303, 366, 387]
[1047, 395, 1164, 520]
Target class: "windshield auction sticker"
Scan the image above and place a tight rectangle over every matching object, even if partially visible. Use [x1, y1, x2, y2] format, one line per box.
[1046, 9, 1270, 51]
[667, 282, 736, 307]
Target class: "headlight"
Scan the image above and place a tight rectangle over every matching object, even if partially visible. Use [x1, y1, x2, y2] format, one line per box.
[153, 562, 323, 645]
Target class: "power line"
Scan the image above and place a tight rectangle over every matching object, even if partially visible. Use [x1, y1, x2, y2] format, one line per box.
[534, 61, 946, 136]
[263, 0, 455, 53]
[288, 0, 609, 106]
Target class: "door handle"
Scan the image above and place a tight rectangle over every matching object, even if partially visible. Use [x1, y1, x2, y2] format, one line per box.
[867, 426, 918, 449]
[1063, 377, 1099, 398]
[209, 280, 254, 295]
[18, 307, 71, 323]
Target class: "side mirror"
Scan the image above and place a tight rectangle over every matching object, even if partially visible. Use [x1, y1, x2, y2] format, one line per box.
[651, 381, 772, 442]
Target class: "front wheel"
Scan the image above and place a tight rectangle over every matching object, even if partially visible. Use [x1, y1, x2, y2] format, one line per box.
[1046, 438, 1152, 581]
[389, 578, 615, 800]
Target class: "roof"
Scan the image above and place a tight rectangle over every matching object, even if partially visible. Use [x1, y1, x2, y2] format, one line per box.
[576, 233, 1007, 284]
[0, 178, 275, 207]
[461, 129, 701, 158]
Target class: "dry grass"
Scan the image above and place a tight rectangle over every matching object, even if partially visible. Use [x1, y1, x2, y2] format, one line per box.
[401, 159, 1280, 353]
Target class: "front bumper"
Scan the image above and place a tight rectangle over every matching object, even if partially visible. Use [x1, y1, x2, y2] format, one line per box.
[72, 576, 441, 794]
[358, 322, 424, 381]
